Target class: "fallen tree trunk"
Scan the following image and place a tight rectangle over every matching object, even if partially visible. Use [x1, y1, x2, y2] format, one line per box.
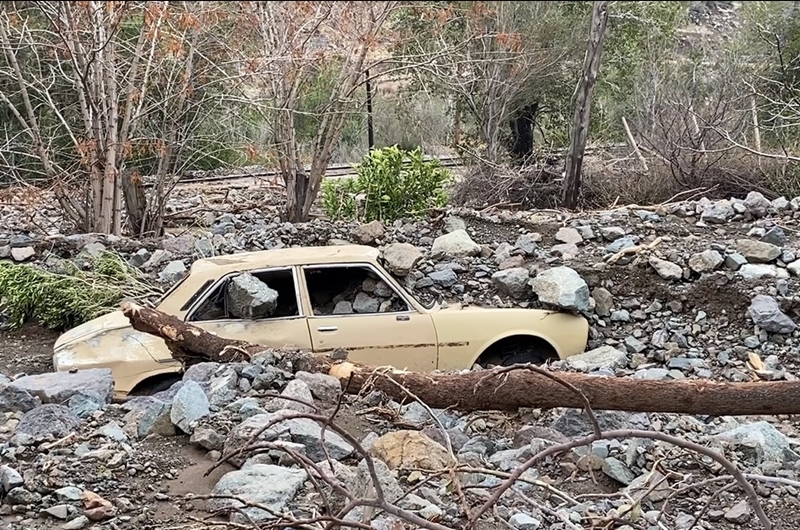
[121, 302, 800, 415]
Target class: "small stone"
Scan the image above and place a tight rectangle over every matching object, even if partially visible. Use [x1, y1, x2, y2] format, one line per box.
[555, 227, 583, 245]
[736, 239, 781, 263]
[649, 257, 683, 281]
[10, 246, 35, 261]
[602, 457, 636, 485]
[723, 499, 751, 524]
[62, 516, 89, 530]
[0, 465, 23, 493]
[566, 346, 627, 371]
[170, 380, 210, 434]
[688, 250, 723, 273]
[509, 512, 541, 529]
[44, 505, 71, 520]
[725, 253, 747, 271]
[515, 233, 541, 255]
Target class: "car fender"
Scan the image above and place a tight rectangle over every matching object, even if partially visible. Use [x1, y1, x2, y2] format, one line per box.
[469, 328, 565, 366]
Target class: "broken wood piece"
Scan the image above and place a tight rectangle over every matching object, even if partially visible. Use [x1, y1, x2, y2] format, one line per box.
[121, 302, 800, 416]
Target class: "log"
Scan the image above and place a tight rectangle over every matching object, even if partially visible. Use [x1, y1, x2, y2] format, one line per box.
[121, 302, 800, 415]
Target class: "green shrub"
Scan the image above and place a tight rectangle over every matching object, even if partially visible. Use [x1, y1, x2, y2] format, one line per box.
[322, 146, 452, 223]
[0, 251, 158, 331]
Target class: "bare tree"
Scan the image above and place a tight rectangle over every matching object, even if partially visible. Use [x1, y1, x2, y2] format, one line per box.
[396, 2, 581, 165]
[239, 1, 398, 223]
[0, 1, 237, 235]
[562, 0, 609, 209]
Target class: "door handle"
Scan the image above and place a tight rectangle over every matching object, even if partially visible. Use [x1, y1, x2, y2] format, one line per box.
[396, 315, 410, 321]
[317, 326, 338, 332]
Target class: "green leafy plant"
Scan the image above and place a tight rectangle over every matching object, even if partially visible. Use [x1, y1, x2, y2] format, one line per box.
[322, 146, 452, 223]
[0, 251, 159, 331]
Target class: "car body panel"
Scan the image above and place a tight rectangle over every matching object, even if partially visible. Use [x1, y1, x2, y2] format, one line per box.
[53, 244, 590, 399]
[431, 305, 590, 371]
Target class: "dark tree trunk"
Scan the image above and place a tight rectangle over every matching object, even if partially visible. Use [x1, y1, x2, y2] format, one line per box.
[509, 103, 538, 160]
[121, 303, 800, 416]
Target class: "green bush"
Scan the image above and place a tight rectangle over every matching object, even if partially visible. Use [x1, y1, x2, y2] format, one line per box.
[322, 146, 452, 223]
[0, 251, 158, 331]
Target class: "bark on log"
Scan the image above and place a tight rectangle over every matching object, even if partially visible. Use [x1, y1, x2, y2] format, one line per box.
[121, 302, 800, 415]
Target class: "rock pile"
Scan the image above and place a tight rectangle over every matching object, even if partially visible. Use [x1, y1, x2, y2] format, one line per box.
[1, 352, 799, 530]
[6, 188, 800, 526]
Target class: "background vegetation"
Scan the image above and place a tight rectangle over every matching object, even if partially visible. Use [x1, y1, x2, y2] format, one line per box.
[1, 1, 800, 231]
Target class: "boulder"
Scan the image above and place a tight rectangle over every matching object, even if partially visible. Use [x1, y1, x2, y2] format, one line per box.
[9, 369, 114, 406]
[382, 243, 423, 276]
[649, 257, 683, 281]
[353, 292, 380, 313]
[265, 379, 314, 414]
[529, 267, 590, 312]
[743, 191, 772, 217]
[16, 404, 81, 439]
[0, 384, 41, 413]
[747, 295, 797, 334]
[566, 346, 628, 372]
[158, 260, 186, 284]
[491, 268, 530, 299]
[294, 371, 342, 404]
[552, 409, 651, 438]
[735, 239, 781, 263]
[370, 430, 451, 470]
[170, 380, 210, 434]
[688, 250, 724, 273]
[514, 233, 541, 255]
[555, 227, 583, 245]
[123, 397, 175, 439]
[351, 220, 385, 244]
[208, 464, 307, 525]
[711, 421, 799, 471]
[226, 273, 279, 319]
[430, 229, 481, 259]
[224, 412, 353, 466]
[700, 200, 734, 224]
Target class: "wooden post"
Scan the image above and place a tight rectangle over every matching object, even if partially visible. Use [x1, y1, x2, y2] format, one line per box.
[562, 1, 609, 209]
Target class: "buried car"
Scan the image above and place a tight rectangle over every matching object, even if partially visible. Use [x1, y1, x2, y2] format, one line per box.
[53, 245, 589, 399]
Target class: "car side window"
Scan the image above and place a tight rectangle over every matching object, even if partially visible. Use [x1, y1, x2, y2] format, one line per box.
[188, 268, 300, 322]
[303, 265, 410, 316]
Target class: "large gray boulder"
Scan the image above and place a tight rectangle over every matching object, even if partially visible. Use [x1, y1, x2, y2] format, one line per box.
[382, 243, 423, 276]
[711, 421, 799, 471]
[0, 384, 41, 413]
[9, 368, 114, 405]
[208, 464, 307, 525]
[122, 397, 175, 440]
[529, 267, 590, 312]
[16, 404, 81, 439]
[700, 200, 734, 224]
[226, 273, 279, 319]
[430, 229, 481, 259]
[224, 411, 353, 466]
[170, 380, 210, 434]
[747, 295, 797, 334]
[491, 268, 530, 299]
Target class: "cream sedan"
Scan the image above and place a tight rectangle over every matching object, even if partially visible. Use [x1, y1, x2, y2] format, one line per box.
[53, 245, 589, 400]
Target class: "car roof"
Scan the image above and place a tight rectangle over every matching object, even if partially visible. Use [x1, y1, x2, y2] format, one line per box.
[189, 244, 381, 276]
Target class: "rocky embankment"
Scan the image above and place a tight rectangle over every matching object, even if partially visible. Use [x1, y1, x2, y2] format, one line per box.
[3, 190, 800, 528]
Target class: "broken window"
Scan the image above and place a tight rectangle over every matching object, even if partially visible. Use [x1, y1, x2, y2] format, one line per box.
[188, 268, 299, 322]
[303, 265, 410, 316]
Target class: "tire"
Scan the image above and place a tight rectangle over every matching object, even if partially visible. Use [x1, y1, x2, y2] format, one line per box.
[130, 374, 182, 396]
[499, 343, 556, 367]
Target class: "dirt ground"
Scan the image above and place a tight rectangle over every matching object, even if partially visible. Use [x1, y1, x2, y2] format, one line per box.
[0, 323, 61, 376]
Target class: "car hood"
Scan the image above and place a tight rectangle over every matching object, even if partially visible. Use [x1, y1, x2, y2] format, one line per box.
[54, 310, 132, 350]
[53, 310, 174, 367]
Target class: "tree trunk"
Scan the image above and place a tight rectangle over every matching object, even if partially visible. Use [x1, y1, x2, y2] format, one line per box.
[561, 1, 608, 209]
[120, 303, 800, 416]
[284, 170, 313, 223]
[122, 168, 146, 235]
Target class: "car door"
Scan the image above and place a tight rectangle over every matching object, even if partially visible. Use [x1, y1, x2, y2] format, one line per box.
[184, 266, 313, 351]
[299, 263, 438, 371]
